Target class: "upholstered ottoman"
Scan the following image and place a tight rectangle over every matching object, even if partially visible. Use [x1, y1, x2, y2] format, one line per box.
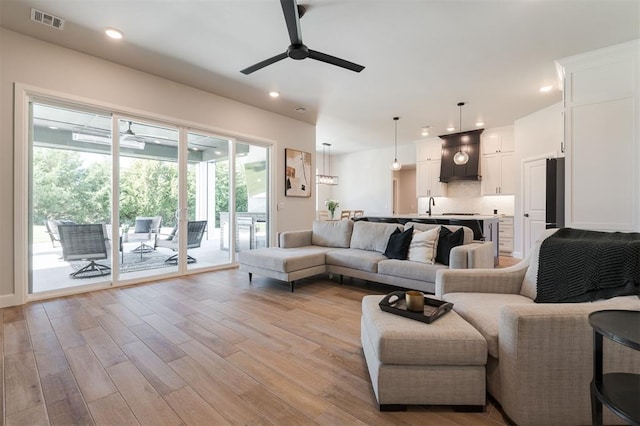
[361, 295, 487, 410]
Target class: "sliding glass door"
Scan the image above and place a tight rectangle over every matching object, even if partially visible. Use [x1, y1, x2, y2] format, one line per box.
[118, 119, 179, 279]
[26, 96, 271, 297]
[30, 102, 114, 293]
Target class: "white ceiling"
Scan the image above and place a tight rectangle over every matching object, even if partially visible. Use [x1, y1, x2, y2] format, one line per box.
[2, 0, 638, 154]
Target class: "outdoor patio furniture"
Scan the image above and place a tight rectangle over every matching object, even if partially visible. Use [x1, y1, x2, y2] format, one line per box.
[128, 216, 163, 256]
[44, 219, 76, 248]
[58, 223, 111, 278]
[156, 220, 207, 264]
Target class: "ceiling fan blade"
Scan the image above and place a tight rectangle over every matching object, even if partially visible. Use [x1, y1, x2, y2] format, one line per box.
[240, 52, 288, 75]
[308, 50, 365, 73]
[281, 0, 303, 45]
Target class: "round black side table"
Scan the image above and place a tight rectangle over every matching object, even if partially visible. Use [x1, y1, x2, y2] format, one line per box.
[589, 310, 640, 426]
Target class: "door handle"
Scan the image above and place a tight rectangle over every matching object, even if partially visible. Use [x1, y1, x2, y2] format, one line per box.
[524, 213, 529, 217]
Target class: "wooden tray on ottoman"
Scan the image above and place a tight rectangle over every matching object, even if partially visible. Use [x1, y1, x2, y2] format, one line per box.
[378, 291, 453, 324]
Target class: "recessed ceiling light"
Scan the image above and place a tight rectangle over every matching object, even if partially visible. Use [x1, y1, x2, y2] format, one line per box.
[476, 121, 484, 127]
[421, 126, 430, 136]
[48, 125, 59, 130]
[295, 107, 307, 113]
[215, 151, 222, 155]
[447, 127, 455, 132]
[154, 140, 160, 144]
[539, 85, 553, 93]
[269, 91, 280, 98]
[105, 28, 123, 40]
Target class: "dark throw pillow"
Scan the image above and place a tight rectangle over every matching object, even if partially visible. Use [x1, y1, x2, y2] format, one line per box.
[384, 227, 414, 260]
[435, 227, 465, 265]
[134, 218, 154, 233]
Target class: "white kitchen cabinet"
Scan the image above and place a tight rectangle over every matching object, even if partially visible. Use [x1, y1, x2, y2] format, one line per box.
[498, 216, 514, 254]
[416, 140, 442, 162]
[482, 152, 514, 195]
[557, 40, 639, 232]
[482, 132, 514, 155]
[416, 160, 446, 197]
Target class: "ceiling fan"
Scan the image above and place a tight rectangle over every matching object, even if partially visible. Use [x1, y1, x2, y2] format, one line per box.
[241, 0, 365, 75]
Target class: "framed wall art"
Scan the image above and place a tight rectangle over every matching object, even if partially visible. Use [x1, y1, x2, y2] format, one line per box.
[285, 148, 312, 197]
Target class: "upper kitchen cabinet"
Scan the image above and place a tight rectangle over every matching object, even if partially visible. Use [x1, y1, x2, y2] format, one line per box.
[482, 152, 515, 195]
[416, 159, 447, 197]
[480, 126, 515, 195]
[416, 139, 442, 161]
[481, 129, 515, 154]
[557, 40, 639, 232]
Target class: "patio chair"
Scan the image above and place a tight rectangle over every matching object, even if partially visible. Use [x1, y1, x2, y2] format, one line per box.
[128, 216, 163, 254]
[44, 219, 76, 248]
[340, 210, 351, 220]
[58, 224, 111, 278]
[155, 220, 207, 264]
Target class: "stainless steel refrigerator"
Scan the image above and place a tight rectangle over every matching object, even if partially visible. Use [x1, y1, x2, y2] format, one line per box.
[546, 158, 565, 229]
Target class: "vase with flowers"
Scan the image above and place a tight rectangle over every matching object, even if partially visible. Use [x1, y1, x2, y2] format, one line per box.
[325, 199, 340, 219]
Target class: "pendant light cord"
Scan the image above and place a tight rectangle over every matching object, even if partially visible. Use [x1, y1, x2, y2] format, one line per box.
[394, 117, 399, 160]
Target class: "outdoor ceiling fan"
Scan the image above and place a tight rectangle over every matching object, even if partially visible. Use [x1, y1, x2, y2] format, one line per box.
[240, 0, 365, 75]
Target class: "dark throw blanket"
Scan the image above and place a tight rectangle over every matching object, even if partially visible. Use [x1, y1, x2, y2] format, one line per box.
[535, 228, 640, 303]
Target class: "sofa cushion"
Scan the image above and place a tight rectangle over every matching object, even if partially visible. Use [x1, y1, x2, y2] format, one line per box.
[442, 292, 534, 358]
[435, 227, 465, 266]
[237, 246, 333, 273]
[325, 248, 388, 273]
[350, 221, 402, 253]
[378, 259, 447, 283]
[407, 227, 440, 264]
[311, 219, 353, 248]
[384, 226, 414, 260]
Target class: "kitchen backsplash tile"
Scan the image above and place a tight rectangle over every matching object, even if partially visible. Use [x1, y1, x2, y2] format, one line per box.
[417, 181, 515, 216]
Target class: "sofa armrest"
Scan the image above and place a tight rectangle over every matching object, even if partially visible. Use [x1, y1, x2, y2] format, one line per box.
[449, 241, 494, 269]
[436, 263, 528, 297]
[498, 300, 640, 426]
[278, 230, 312, 248]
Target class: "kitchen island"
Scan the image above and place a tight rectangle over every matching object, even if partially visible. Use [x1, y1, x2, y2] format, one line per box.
[357, 215, 500, 266]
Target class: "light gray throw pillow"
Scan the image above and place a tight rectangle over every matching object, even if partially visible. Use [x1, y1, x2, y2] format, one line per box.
[350, 221, 403, 253]
[311, 220, 353, 247]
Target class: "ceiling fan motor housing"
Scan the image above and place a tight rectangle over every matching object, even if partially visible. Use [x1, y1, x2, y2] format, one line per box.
[288, 44, 309, 60]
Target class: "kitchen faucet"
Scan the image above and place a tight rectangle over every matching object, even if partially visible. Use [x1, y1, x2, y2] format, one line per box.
[427, 197, 435, 216]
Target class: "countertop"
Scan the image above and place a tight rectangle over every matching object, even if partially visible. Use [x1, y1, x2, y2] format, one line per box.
[391, 214, 501, 220]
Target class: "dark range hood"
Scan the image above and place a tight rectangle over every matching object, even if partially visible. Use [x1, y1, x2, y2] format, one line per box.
[439, 128, 483, 183]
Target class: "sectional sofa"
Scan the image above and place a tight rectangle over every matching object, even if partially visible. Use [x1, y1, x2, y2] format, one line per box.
[435, 228, 640, 425]
[238, 219, 494, 292]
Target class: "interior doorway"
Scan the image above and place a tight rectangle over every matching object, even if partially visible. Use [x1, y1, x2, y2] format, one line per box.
[392, 165, 416, 214]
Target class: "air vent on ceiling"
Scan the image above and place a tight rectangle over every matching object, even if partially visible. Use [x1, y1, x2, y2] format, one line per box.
[31, 8, 65, 30]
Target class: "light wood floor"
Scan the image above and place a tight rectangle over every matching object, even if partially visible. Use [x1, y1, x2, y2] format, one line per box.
[1, 269, 509, 425]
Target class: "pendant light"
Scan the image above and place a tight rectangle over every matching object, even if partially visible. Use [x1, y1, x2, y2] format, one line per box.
[317, 142, 339, 185]
[391, 116, 402, 171]
[453, 102, 470, 165]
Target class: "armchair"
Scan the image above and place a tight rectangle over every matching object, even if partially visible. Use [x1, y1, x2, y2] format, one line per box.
[128, 216, 162, 253]
[435, 229, 640, 426]
[58, 224, 111, 278]
[155, 220, 207, 264]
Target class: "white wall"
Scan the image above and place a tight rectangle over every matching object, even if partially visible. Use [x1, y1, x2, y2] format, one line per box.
[0, 29, 316, 298]
[513, 102, 563, 257]
[332, 143, 416, 216]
